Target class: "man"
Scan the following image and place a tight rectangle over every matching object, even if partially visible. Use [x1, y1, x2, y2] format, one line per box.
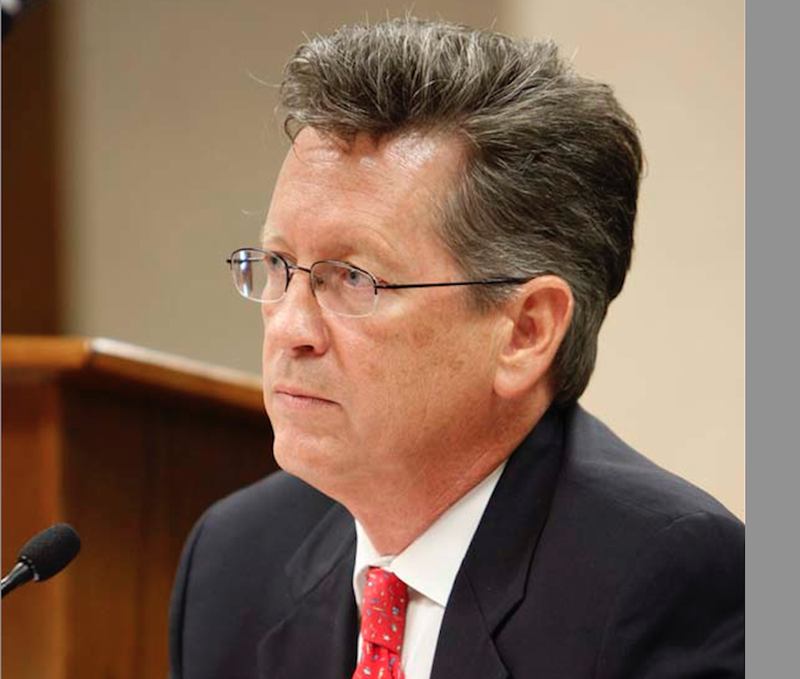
[169, 18, 744, 679]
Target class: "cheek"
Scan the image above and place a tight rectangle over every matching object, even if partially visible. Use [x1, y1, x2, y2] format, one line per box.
[410, 318, 437, 348]
[355, 315, 467, 404]
[341, 317, 438, 413]
[338, 306, 496, 419]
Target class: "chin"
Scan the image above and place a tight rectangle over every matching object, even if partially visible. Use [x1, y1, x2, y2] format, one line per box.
[271, 426, 351, 496]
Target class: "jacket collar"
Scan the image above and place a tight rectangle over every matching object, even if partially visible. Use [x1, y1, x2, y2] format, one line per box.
[430, 406, 566, 679]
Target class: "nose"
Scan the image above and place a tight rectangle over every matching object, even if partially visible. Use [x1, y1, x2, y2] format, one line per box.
[262, 268, 330, 356]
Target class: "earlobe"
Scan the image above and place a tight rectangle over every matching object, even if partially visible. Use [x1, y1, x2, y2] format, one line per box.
[494, 276, 574, 400]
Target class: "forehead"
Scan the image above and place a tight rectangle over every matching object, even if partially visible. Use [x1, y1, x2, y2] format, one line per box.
[262, 128, 466, 267]
[283, 127, 463, 185]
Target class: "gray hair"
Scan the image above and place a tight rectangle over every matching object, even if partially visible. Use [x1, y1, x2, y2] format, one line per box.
[280, 17, 643, 405]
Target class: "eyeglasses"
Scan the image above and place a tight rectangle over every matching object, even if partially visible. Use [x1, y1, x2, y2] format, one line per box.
[226, 247, 534, 318]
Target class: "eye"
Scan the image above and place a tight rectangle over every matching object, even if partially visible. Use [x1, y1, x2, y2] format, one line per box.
[265, 252, 285, 271]
[341, 267, 373, 289]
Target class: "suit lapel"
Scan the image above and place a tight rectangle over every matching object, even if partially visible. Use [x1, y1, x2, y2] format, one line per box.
[257, 503, 359, 679]
[431, 407, 566, 679]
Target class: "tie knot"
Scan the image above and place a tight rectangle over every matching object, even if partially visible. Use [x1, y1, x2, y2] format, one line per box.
[360, 567, 409, 655]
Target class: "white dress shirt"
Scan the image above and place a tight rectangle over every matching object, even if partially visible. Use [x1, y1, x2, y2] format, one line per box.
[352, 461, 507, 679]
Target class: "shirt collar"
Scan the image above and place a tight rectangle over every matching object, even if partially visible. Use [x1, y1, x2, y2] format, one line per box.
[353, 460, 507, 609]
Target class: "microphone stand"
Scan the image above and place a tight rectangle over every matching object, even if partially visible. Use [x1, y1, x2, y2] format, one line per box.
[1, 561, 35, 599]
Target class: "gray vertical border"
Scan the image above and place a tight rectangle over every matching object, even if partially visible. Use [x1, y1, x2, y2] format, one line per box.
[747, 1, 798, 676]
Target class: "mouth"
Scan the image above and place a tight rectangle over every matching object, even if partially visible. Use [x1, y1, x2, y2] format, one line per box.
[272, 385, 338, 408]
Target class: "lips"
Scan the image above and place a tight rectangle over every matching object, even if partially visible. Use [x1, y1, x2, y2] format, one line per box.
[272, 385, 338, 406]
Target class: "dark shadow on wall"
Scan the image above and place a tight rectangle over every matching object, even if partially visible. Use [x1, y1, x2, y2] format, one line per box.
[2, 1, 62, 334]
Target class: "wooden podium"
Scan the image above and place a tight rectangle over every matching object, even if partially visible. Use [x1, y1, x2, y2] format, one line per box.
[1, 336, 277, 679]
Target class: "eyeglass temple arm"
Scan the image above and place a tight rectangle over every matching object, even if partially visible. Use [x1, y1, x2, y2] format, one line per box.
[376, 278, 533, 290]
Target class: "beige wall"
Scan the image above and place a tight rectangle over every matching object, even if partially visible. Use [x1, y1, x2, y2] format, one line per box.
[52, 1, 743, 518]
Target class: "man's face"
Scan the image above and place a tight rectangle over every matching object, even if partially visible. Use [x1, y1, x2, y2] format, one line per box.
[261, 128, 505, 500]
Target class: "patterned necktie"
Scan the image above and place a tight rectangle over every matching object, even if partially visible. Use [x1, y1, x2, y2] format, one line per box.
[352, 567, 409, 679]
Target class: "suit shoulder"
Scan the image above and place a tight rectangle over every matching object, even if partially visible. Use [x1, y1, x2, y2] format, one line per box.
[193, 471, 339, 558]
[560, 406, 742, 528]
[170, 476, 347, 678]
[593, 504, 745, 678]
[205, 471, 335, 524]
[508, 408, 744, 678]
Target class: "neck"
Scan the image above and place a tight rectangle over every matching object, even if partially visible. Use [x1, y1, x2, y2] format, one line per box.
[345, 396, 551, 555]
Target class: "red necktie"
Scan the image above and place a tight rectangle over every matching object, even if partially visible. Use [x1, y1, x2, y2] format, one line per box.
[352, 567, 409, 679]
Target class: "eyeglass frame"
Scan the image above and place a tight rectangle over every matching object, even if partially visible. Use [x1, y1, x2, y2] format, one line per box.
[226, 247, 536, 317]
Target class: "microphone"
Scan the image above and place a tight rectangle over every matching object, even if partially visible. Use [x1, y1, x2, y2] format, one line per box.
[1, 523, 81, 599]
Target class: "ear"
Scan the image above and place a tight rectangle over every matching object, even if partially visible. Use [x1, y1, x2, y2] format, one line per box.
[493, 275, 574, 400]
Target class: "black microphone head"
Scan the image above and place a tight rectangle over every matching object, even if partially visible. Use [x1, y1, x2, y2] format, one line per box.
[18, 523, 81, 581]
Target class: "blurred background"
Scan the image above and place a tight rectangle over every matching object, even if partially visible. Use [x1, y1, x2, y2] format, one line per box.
[2, 0, 744, 519]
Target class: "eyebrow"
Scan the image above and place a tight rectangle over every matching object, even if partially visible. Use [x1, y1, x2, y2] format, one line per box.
[260, 229, 403, 272]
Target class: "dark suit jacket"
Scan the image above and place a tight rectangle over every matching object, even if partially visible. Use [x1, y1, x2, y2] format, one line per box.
[169, 405, 744, 679]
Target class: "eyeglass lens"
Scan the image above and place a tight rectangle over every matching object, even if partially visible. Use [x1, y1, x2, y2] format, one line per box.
[230, 250, 378, 317]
